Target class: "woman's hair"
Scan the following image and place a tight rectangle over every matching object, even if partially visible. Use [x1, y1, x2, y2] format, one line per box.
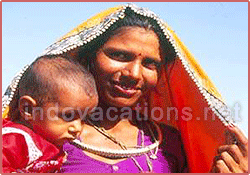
[8, 56, 97, 121]
[76, 9, 176, 67]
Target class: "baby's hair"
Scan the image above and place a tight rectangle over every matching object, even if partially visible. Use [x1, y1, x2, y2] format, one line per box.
[9, 56, 97, 121]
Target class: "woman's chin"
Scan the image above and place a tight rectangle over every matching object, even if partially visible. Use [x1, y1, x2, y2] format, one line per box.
[103, 92, 140, 108]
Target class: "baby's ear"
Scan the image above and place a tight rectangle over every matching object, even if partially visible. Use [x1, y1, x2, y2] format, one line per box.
[19, 95, 37, 121]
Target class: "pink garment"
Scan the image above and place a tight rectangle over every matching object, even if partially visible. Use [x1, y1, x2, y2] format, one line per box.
[61, 122, 188, 173]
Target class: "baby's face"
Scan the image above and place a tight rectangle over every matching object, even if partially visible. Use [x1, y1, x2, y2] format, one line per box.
[31, 87, 98, 148]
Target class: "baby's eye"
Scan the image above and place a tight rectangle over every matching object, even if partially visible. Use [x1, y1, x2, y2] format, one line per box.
[60, 113, 76, 122]
[142, 58, 161, 70]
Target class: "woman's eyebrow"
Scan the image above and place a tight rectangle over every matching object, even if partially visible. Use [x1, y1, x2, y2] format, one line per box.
[102, 47, 161, 61]
[102, 47, 135, 56]
[144, 56, 162, 63]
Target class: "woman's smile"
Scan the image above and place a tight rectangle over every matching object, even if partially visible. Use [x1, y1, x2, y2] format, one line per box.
[92, 26, 163, 107]
[111, 80, 141, 98]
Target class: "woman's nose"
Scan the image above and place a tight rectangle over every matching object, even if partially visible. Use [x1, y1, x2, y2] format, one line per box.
[124, 60, 142, 81]
[68, 119, 82, 137]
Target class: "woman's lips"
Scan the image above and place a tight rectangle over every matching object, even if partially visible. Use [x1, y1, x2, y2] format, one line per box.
[111, 81, 141, 98]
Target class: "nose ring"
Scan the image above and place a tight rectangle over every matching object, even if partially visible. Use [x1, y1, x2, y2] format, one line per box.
[114, 69, 130, 79]
[121, 68, 130, 76]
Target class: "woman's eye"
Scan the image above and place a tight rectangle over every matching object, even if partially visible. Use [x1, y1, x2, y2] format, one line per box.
[105, 50, 132, 62]
[111, 52, 125, 59]
[143, 58, 161, 70]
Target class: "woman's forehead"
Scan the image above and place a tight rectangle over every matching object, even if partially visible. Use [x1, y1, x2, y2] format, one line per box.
[102, 27, 162, 60]
[109, 26, 159, 42]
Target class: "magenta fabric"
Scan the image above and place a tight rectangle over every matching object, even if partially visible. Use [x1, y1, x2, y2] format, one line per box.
[61, 123, 188, 173]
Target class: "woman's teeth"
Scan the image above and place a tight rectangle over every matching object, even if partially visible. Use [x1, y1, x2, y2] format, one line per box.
[114, 81, 136, 90]
[121, 85, 131, 90]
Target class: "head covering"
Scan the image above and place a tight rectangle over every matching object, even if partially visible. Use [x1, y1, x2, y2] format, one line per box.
[2, 3, 234, 173]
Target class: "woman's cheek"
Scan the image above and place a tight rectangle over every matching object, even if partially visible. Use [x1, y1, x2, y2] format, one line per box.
[95, 56, 123, 76]
[144, 69, 159, 88]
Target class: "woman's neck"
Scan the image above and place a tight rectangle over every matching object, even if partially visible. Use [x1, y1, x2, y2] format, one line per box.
[87, 101, 136, 130]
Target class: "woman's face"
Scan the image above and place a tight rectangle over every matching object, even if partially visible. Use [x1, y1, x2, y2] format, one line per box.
[93, 27, 163, 107]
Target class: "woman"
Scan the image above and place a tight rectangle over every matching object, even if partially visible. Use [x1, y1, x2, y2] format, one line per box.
[2, 4, 248, 173]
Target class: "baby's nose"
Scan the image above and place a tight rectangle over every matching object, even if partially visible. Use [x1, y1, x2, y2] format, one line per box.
[68, 119, 82, 137]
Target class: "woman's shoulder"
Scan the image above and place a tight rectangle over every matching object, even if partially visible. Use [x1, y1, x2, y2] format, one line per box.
[140, 120, 188, 172]
[141, 120, 184, 154]
[152, 122, 183, 149]
[143, 120, 182, 144]
[158, 123, 182, 141]
[157, 122, 188, 172]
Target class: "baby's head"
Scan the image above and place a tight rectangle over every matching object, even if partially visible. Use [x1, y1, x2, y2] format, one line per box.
[9, 56, 98, 147]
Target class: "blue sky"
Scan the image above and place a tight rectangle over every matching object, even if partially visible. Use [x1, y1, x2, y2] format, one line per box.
[2, 2, 248, 135]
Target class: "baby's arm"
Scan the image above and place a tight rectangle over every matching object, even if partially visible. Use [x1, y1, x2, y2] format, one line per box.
[2, 133, 29, 173]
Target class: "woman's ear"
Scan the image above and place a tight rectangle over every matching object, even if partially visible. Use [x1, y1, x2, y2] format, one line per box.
[18, 95, 37, 121]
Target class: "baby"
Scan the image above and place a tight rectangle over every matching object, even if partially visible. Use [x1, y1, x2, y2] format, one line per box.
[2, 56, 98, 173]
